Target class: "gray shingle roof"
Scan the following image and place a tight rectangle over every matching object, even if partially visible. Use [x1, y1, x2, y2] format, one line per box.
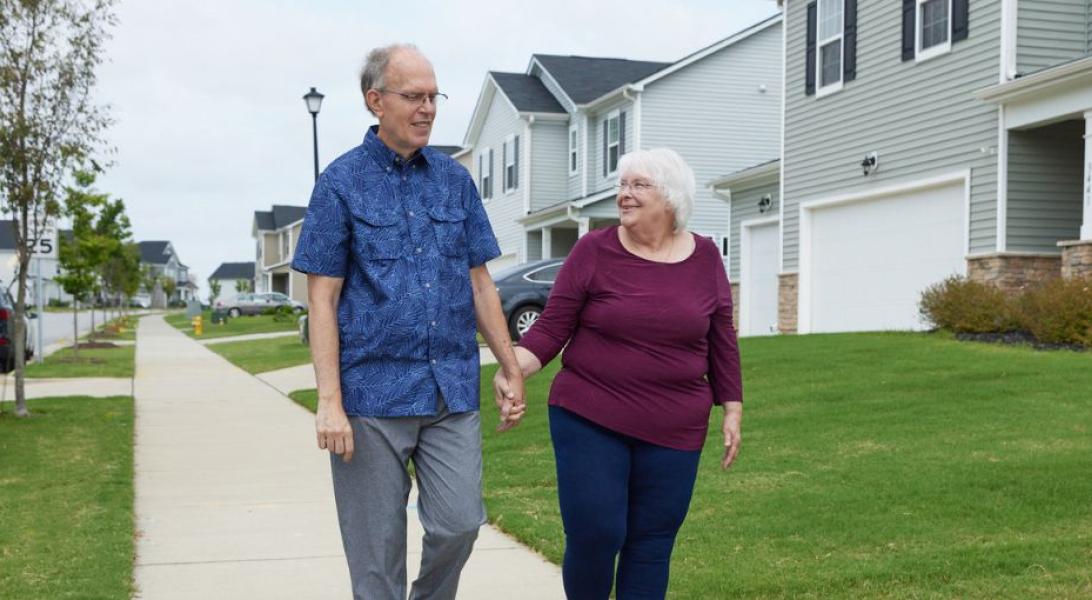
[490, 72, 566, 113]
[138, 241, 171, 265]
[532, 55, 670, 104]
[209, 261, 256, 280]
[255, 205, 307, 231]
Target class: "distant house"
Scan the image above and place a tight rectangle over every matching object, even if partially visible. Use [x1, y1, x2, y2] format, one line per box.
[253, 205, 307, 305]
[463, 16, 783, 272]
[208, 261, 256, 301]
[138, 240, 194, 307]
[431, 145, 471, 173]
[0, 220, 70, 305]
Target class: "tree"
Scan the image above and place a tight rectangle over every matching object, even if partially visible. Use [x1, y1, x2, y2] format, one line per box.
[208, 279, 221, 304]
[236, 279, 252, 294]
[160, 276, 177, 305]
[93, 193, 133, 314]
[54, 170, 111, 359]
[0, 0, 118, 417]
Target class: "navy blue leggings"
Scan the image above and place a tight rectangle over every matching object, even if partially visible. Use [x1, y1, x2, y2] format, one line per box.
[549, 406, 702, 600]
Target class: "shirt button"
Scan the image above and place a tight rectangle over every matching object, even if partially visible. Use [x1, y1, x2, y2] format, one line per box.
[431, 359, 437, 365]
[386, 167, 392, 172]
[430, 321, 437, 326]
[424, 282, 431, 289]
[408, 211, 415, 217]
[415, 247, 422, 254]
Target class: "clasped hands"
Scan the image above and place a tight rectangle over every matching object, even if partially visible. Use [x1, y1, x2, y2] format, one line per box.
[493, 369, 526, 432]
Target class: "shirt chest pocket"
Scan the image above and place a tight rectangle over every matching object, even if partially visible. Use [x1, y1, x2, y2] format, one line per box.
[428, 204, 467, 257]
[356, 206, 404, 259]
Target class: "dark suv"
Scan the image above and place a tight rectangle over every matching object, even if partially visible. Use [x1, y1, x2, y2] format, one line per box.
[0, 291, 36, 372]
[495, 259, 564, 340]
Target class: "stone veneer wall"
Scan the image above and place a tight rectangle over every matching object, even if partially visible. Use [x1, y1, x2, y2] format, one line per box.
[778, 273, 798, 334]
[966, 254, 1061, 292]
[1060, 240, 1092, 279]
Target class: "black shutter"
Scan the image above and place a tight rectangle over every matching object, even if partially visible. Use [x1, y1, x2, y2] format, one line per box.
[619, 112, 627, 154]
[805, 2, 817, 95]
[843, 0, 857, 82]
[502, 141, 508, 190]
[902, 0, 916, 61]
[477, 154, 483, 194]
[602, 120, 608, 177]
[513, 135, 519, 188]
[488, 148, 493, 198]
[952, 0, 969, 42]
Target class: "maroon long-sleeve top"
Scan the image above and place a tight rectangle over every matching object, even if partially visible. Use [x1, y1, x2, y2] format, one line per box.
[518, 226, 743, 451]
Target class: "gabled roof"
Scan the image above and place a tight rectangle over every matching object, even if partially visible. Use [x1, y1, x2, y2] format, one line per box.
[254, 205, 307, 232]
[209, 261, 256, 280]
[138, 241, 172, 265]
[489, 72, 566, 113]
[531, 55, 670, 104]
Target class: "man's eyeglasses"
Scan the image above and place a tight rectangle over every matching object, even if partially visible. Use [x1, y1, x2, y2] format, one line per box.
[378, 89, 448, 107]
[615, 180, 656, 193]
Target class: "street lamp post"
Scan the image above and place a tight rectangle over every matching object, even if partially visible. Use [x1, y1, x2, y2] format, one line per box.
[302, 87, 325, 181]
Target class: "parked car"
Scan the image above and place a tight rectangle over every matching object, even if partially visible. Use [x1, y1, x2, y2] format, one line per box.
[215, 292, 306, 317]
[129, 293, 152, 308]
[0, 290, 35, 372]
[495, 259, 564, 340]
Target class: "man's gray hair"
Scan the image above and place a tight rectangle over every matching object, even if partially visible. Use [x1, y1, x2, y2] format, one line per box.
[359, 43, 421, 115]
[617, 148, 696, 231]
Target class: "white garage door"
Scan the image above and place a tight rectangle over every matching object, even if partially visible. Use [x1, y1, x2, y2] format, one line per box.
[742, 221, 780, 336]
[806, 182, 966, 333]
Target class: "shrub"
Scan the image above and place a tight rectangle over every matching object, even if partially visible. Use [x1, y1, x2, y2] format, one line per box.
[919, 275, 1017, 333]
[47, 298, 71, 308]
[1016, 276, 1092, 346]
[264, 305, 297, 323]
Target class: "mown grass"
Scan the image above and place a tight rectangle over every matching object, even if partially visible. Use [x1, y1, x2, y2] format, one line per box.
[0, 396, 134, 598]
[164, 310, 299, 340]
[478, 332, 1092, 598]
[25, 345, 135, 379]
[207, 335, 311, 374]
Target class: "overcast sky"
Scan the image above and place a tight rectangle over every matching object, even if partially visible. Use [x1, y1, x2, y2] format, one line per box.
[95, 0, 779, 292]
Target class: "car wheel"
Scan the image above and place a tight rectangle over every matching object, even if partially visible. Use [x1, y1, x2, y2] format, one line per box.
[229, 307, 241, 318]
[508, 305, 543, 341]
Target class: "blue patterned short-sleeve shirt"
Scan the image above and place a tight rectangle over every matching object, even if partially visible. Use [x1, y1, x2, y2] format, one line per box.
[291, 126, 501, 417]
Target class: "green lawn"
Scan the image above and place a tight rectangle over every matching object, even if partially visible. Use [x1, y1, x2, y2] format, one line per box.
[289, 389, 318, 412]
[84, 315, 138, 342]
[208, 335, 311, 374]
[165, 310, 300, 340]
[0, 396, 134, 598]
[25, 345, 135, 378]
[479, 332, 1092, 598]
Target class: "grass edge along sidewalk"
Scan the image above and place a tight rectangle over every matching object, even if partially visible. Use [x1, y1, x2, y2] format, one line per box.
[0, 396, 134, 598]
[25, 344, 135, 379]
[165, 310, 299, 340]
[473, 332, 1091, 598]
[208, 335, 311, 374]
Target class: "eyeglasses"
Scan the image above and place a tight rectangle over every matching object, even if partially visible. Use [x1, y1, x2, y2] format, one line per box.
[378, 89, 448, 107]
[614, 180, 656, 193]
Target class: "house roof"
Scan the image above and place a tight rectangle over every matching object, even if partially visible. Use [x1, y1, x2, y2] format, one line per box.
[209, 261, 256, 280]
[255, 205, 307, 232]
[531, 55, 670, 104]
[490, 72, 567, 113]
[0, 221, 74, 251]
[138, 240, 172, 265]
[430, 145, 464, 156]
[709, 158, 781, 189]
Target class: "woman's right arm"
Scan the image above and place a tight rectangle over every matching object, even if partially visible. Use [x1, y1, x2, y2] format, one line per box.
[516, 234, 597, 369]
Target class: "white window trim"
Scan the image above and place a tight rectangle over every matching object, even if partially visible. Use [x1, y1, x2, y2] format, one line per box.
[606, 109, 621, 176]
[815, 0, 844, 98]
[568, 125, 579, 176]
[479, 147, 492, 202]
[915, 0, 953, 64]
[504, 134, 517, 193]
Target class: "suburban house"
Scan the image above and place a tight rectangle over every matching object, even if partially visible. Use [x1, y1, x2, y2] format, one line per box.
[431, 144, 471, 172]
[462, 15, 784, 273]
[138, 240, 195, 307]
[253, 205, 307, 304]
[0, 220, 70, 305]
[208, 261, 256, 301]
[751, 0, 1092, 337]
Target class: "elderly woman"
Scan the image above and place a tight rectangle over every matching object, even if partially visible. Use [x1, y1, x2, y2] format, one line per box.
[496, 148, 743, 599]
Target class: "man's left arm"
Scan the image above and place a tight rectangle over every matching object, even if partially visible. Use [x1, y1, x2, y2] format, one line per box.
[470, 265, 525, 431]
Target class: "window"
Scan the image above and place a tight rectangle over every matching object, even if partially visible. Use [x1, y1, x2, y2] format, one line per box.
[478, 148, 493, 200]
[816, 0, 844, 94]
[526, 264, 562, 283]
[568, 126, 578, 175]
[280, 231, 289, 260]
[917, 0, 951, 60]
[606, 112, 620, 175]
[503, 135, 519, 192]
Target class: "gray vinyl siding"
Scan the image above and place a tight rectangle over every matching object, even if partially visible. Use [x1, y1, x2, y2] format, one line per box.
[729, 180, 780, 280]
[530, 121, 569, 211]
[1006, 119, 1084, 251]
[475, 92, 525, 262]
[551, 228, 579, 257]
[1016, 0, 1091, 75]
[589, 98, 635, 194]
[642, 21, 782, 248]
[783, 0, 1001, 273]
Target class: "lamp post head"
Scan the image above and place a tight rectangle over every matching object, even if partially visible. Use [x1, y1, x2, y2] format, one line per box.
[303, 87, 324, 115]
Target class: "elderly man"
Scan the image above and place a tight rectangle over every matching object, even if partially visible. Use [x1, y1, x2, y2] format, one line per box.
[291, 44, 525, 600]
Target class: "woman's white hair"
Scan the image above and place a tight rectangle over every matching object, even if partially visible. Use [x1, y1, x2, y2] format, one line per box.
[617, 148, 695, 231]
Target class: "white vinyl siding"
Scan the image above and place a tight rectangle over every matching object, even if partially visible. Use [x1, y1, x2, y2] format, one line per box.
[729, 180, 780, 280]
[531, 121, 569, 212]
[1016, 0, 1091, 75]
[817, 0, 844, 93]
[475, 91, 524, 263]
[783, 0, 1001, 272]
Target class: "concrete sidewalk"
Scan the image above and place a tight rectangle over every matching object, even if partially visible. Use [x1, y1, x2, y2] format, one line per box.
[199, 330, 297, 345]
[133, 314, 561, 599]
[0, 377, 131, 401]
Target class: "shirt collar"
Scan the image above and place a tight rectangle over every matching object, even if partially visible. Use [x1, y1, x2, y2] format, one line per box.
[363, 125, 430, 170]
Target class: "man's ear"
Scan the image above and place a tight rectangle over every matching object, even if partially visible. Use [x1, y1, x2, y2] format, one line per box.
[365, 89, 383, 117]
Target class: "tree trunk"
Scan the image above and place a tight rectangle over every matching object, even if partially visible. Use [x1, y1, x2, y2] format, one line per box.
[89, 303, 96, 341]
[72, 300, 79, 359]
[13, 253, 30, 418]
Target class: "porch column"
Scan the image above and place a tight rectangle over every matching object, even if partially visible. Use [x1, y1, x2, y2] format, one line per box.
[578, 218, 590, 237]
[1084, 111, 1092, 239]
[541, 227, 553, 259]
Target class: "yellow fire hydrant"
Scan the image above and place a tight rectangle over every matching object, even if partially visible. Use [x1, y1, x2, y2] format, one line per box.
[192, 315, 203, 336]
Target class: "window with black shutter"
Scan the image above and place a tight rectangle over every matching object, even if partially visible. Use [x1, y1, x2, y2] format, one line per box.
[904, 0, 968, 62]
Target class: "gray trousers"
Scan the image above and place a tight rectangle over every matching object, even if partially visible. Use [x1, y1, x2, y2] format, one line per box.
[331, 398, 485, 600]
